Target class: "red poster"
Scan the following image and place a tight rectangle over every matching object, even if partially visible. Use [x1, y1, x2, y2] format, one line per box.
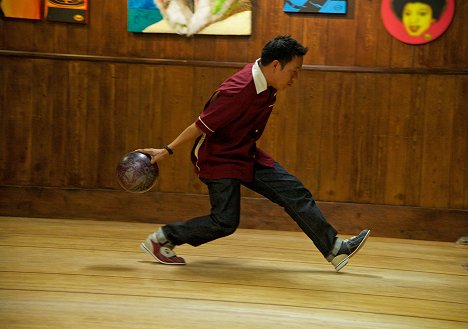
[45, 0, 88, 24]
[381, 0, 455, 45]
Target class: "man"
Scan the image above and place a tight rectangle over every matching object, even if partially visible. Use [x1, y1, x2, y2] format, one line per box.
[137, 35, 370, 272]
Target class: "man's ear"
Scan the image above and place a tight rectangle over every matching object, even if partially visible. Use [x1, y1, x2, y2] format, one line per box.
[272, 60, 281, 71]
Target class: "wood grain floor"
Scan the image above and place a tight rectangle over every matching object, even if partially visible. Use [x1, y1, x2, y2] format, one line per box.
[0, 217, 467, 328]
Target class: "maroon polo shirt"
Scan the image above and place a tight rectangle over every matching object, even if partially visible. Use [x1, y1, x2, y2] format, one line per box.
[191, 63, 277, 182]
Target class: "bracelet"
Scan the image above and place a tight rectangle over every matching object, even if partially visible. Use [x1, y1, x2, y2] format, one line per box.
[163, 145, 174, 155]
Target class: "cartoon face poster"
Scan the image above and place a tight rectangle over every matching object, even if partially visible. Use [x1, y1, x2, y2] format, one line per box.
[283, 1, 347, 14]
[381, 0, 455, 45]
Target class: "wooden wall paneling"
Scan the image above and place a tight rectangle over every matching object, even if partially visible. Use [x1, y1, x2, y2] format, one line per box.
[108, 64, 131, 189]
[449, 77, 468, 209]
[0, 59, 6, 181]
[30, 59, 55, 186]
[134, 65, 163, 150]
[325, 14, 357, 66]
[48, 60, 69, 187]
[416, 38, 444, 68]
[374, 26, 393, 68]
[213, 37, 230, 62]
[80, 62, 102, 188]
[372, 74, 393, 204]
[66, 61, 89, 187]
[293, 72, 325, 194]
[50, 24, 69, 54]
[445, 2, 468, 67]
[157, 65, 195, 193]
[124, 64, 144, 152]
[268, 87, 300, 173]
[354, 0, 390, 67]
[399, 74, 426, 206]
[389, 39, 416, 68]
[3, 59, 34, 185]
[257, 0, 290, 42]
[95, 63, 119, 189]
[0, 19, 25, 50]
[94, 62, 124, 189]
[419, 75, 457, 208]
[288, 13, 305, 50]
[161, 37, 195, 61]
[318, 72, 356, 202]
[302, 15, 328, 65]
[194, 36, 218, 61]
[352, 73, 380, 203]
[1, 185, 465, 241]
[65, 24, 89, 55]
[375, 73, 395, 204]
[35, 24, 50, 52]
[155, 35, 174, 60]
[350, 73, 395, 204]
[0, 19, 3, 48]
[383, 74, 414, 205]
[418, 1, 467, 68]
[86, 0, 128, 56]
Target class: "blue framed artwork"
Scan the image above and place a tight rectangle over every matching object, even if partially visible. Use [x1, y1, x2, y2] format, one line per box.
[284, 0, 347, 14]
[128, 0, 252, 36]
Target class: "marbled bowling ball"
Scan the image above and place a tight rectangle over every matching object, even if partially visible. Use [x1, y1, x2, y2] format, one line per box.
[116, 152, 159, 193]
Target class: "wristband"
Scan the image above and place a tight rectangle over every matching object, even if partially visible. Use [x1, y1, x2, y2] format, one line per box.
[163, 145, 174, 155]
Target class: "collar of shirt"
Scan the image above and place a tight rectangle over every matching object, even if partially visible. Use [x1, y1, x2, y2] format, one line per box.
[252, 59, 268, 94]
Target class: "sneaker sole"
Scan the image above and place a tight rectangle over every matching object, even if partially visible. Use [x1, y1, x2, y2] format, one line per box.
[140, 242, 186, 265]
[334, 230, 371, 272]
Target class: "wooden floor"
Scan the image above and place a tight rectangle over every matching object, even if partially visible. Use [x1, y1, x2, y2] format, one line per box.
[0, 217, 467, 328]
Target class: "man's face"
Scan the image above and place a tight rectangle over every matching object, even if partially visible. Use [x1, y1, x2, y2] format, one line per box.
[402, 2, 434, 36]
[271, 56, 303, 90]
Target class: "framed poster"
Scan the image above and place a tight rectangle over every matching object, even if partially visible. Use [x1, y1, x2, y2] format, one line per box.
[128, 0, 252, 36]
[45, 0, 88, 24]
[381, 0, 455, 44]
[1, 0, 42, 20]
[283, 0, 347, 14]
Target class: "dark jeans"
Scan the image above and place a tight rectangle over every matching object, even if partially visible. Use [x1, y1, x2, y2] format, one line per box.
[162, 162, 337, 257]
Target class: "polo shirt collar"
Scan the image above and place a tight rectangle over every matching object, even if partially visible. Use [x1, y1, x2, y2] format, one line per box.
[252, 59, 268, 94]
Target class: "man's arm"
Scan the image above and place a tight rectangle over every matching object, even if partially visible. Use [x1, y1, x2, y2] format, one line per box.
[136, 122, 203, 164]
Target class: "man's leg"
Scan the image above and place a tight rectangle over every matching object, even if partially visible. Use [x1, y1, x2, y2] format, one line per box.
[141, 178, 242, 265]
[244, 162, 370, 271]
[163, 178, 242, 246]
[243, 162, 337, 257]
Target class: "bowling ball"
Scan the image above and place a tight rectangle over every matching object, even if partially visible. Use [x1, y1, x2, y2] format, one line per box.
[116, 152, 159, 193]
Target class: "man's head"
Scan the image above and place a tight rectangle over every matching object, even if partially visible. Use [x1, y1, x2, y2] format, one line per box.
[260, 35, 308, 90]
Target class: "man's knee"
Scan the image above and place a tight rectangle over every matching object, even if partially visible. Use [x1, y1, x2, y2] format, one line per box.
[210, 212, 240, 236]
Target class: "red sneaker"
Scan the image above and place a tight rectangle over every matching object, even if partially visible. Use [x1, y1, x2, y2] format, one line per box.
[140, 237, 186, 265]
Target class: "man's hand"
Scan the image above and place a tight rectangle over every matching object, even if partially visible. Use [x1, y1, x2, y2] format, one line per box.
[134, 148, 168, 164]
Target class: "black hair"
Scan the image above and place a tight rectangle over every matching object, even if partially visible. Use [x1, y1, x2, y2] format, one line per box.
[392, 0, 447, 20]
[260, 35, 308, 68]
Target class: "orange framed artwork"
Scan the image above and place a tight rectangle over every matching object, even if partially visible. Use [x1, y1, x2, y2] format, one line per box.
[1, 0, 42, 20]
